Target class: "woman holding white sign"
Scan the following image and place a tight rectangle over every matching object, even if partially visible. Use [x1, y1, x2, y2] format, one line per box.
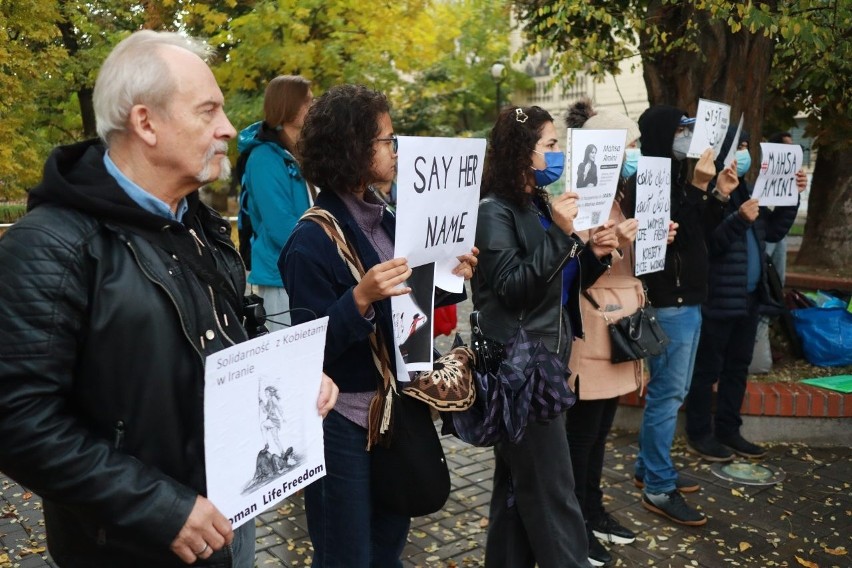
[473, 105, 619, 568]
[564, 100, 677, 567]
[280, 85, 476, 568]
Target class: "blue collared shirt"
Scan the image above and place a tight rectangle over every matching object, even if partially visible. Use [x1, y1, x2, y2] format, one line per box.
[103, 152, 188, 221]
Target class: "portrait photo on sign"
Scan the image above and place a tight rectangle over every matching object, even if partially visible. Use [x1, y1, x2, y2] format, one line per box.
[392, 263, 435, 372]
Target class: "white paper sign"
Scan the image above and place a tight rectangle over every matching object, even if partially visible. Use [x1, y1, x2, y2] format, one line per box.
[634, 157, 671, 276]
[751, 143, 803, 206]
[394, 137, 485, 272]
[204, 319, 329, 529]
[723, 113, 744, 168]
[569, 129, 627, 231]
[688, 98, 731, 158]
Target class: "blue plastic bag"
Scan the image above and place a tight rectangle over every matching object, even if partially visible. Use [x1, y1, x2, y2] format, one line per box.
[791, 308, 852, 367]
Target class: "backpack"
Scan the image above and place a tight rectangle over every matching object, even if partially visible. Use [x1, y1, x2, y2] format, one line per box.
[234, 150, 256, 270]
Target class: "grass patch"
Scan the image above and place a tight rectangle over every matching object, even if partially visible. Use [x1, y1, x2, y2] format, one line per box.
[0, 202, 27, 224]
[788, 223, 805, 237]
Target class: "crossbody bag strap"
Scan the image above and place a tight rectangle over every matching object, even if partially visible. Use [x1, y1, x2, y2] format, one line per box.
[300, 207, 396, 449]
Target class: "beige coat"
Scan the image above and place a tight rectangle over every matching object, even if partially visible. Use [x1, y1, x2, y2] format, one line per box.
[569, 202, 645, 400]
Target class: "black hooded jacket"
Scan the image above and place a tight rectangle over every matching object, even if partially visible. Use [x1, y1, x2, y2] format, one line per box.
[0, 140, 248, 567]
[633, 105, 727, 307]
[704, 128, 799, 318]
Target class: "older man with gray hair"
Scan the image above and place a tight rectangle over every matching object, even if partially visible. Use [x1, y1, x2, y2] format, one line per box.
[0, 30, 336, 567]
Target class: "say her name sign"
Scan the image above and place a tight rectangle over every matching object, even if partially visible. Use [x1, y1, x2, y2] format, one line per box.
[204, 319, 329, 529]
[634, 157, 671, 276]
[751, 143, 803, 206]
[394, 137, 486, 271]
[687, 98, 730, 159]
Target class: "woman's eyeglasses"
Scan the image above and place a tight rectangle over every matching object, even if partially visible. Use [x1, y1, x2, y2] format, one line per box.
[375, 134, 398, 153]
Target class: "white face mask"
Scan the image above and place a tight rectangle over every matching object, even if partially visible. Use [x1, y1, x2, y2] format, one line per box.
[672, 131, 692, 161]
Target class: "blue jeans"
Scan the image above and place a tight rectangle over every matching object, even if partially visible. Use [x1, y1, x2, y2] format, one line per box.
[231, 521, 256, 568]
[635, 305, 702, 495]
[304, 410, 410, 568]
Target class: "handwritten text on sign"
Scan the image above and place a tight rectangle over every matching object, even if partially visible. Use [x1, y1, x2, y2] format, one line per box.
[634, 157, 671, 276]
[688, 98, 730, 159]
[751, 143, 803, 206]
[395, 137, 486, 269]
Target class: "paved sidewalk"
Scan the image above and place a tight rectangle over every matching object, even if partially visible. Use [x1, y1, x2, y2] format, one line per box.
[2, 428, 850, 568]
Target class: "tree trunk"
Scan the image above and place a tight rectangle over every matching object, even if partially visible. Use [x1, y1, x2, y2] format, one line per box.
[78, 87, 96, 139]
[639, 1, 775, 147]
[795, 145, 852, 269]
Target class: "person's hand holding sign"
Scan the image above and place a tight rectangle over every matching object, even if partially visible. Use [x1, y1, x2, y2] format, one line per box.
[715, 161, 740, 197]
[667, 221, 679, 245]
[552, 191, 580, 235]
[353, 258, 412, 315]
[589, 219, 619, 259]
[453, 246, 479, 280]
[796, 169, 808, 193]
[738, 198, 760, 223]
[616, 218, 639, 248]
[692, 148, 716, 191]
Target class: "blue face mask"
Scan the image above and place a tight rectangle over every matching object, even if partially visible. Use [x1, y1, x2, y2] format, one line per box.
[735, 149, 751, 177]
[532, 151, 565, 187]
[622, 148, 641, 179]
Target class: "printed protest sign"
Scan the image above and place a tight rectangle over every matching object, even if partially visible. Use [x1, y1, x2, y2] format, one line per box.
[688, 98, 730, 159]
[392, 263, 436, 373]
[569, 129, 626, 231]
[394, 137, 485, 290]
[634, 157, 671, 276]
[205, 318, 328, 529]
[751, 143, 803, 206]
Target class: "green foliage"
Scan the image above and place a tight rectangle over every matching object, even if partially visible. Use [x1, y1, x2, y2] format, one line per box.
[0, 202, 27, 223]
[1, 0, 515, 199]
[512, 0, 852, 148]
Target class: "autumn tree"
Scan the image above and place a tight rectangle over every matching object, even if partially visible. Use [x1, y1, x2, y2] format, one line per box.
[513, 0, 852, 269]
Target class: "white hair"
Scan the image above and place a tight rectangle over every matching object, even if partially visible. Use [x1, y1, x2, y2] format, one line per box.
[93, 30, 214, 145]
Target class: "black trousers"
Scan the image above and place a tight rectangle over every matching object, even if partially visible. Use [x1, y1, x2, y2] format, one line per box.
[485, 413, 591, 568]
[686, 295, 760, 440]
[565, 394, 620, 523]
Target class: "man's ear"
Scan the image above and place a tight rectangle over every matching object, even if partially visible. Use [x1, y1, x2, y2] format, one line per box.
[127, 104, 157, 147]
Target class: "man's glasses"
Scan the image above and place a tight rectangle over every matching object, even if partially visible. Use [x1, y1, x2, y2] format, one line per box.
[375, 134, 398, 153]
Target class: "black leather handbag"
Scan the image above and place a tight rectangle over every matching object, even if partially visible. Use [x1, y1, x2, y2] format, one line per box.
[583, 290, 670, 363]
[370, 391, 451, 517]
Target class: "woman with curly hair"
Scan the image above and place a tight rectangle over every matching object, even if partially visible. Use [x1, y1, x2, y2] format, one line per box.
[279, 84, 476, 567]
[472, 106, 619, 568]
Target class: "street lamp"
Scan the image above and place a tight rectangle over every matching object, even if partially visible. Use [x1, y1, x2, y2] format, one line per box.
[490, 62, 507, 116]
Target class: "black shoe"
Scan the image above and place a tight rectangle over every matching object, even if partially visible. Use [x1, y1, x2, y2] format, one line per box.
[717, 432, 767, 458]
[687, 435, 735, 462]
[642, 490, 707, 526]
[586, 528, 613, 566]
[590, 512, 636, 544]
[633, 473, 700, 493]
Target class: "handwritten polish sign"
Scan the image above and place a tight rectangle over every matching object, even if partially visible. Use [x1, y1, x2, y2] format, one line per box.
[633, 157, 671, 276]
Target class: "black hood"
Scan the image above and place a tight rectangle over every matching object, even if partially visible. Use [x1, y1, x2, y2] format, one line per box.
[28, 138, 201, 232]
[638, 105, 685, 159]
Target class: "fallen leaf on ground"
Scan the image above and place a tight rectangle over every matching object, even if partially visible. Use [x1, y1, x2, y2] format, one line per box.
[739, 542, 752, 552]
[794, 555, 819, 567]
[824, 546, 847, 556]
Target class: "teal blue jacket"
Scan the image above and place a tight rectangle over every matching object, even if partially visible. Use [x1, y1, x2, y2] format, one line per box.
[237, 121, 311, 286]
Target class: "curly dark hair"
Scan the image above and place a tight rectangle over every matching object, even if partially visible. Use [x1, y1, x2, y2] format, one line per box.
[481, 105, 553, 207]
[298, 84, 390, 193]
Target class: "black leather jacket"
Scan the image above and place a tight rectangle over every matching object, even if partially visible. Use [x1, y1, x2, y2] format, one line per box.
[471, 196, 610, 359]
[0, 141, 248, 567]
